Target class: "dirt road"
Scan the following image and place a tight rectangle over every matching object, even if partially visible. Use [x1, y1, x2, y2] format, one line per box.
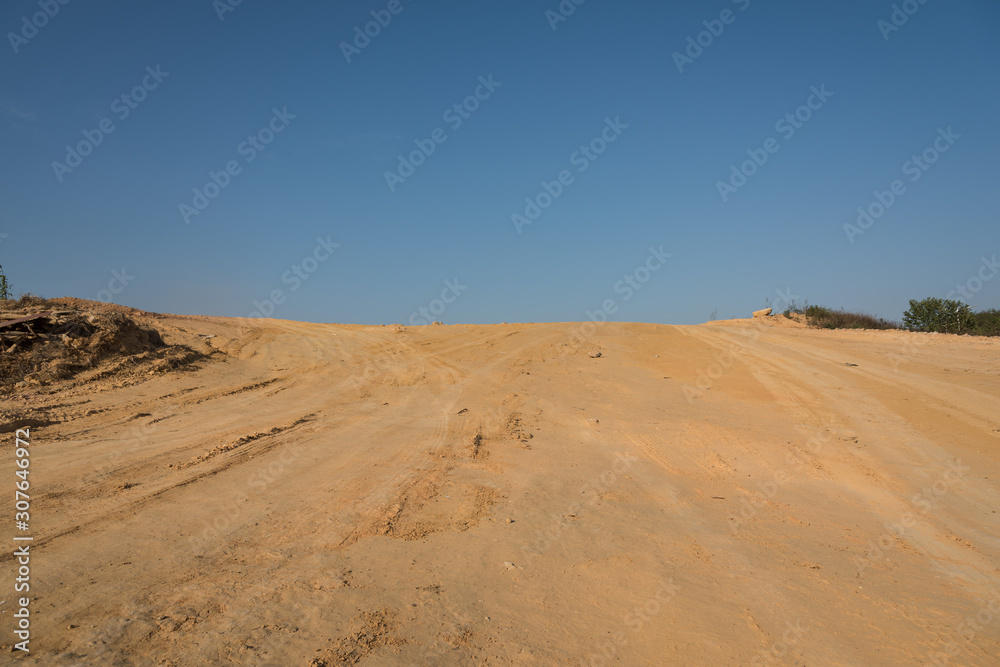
[6, 313, 1000, 665]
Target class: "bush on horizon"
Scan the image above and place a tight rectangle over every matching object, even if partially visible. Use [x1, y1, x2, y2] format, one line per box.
[779, 297, 997, 336]
[969, 308, 1000, 336]
[903, 298, 998, 336]
[804, 305, 901, 330]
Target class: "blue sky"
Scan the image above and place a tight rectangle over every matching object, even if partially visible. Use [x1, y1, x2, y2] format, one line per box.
[2, 0, 998, 325]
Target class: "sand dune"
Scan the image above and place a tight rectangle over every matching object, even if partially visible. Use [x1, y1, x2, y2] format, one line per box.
[7, 311, 1000, 665]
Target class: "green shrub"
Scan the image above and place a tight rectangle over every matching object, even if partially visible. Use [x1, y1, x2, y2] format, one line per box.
[969, 308, 1000, 337]
[782, 300, 808, 318]
[0, 266, 11, 301]
[903, 298, 975, 334]
[804, 305, 900, 330]
[789, 297, 995, 336]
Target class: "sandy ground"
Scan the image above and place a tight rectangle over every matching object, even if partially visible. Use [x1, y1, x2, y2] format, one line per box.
[4, 311, 1000, 665]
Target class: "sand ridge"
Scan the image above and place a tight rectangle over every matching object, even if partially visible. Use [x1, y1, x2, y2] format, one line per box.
[4, 307, 999, 664]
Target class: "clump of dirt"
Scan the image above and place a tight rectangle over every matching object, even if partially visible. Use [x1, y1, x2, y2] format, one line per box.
[504, 412, 533, 448]
[310, 610, 404, 666]
[0, 296, 205, 391]
[470, 428, 485, 459]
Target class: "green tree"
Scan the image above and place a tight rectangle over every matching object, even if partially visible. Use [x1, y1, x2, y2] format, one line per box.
[903, 297, 974, 334]
[0, 264, 11, 300]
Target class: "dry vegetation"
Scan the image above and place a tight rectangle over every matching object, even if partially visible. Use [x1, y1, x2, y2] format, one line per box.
[0, 296, 207, 405]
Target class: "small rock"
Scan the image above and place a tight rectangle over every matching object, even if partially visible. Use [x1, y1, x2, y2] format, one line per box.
[502, 561, 517, 570]
[752, 307, 772, 318]
[68, 624, 78, 629]
[505, 518, 513, 523]
[589, 351, 602, 358]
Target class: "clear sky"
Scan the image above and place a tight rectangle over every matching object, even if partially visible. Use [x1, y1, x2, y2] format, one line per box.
[2, 0, 998, 325]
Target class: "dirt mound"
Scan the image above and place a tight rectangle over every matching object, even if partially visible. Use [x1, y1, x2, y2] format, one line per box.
[3, 294, 153, 317]
[0, 297, 202, 391]
[45, 295, 157, 316]
[7, 315, 999, 664]
[702, 313, 808, 328]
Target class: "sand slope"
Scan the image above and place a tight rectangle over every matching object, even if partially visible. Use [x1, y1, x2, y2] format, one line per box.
[6, 313, 1000, 665]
